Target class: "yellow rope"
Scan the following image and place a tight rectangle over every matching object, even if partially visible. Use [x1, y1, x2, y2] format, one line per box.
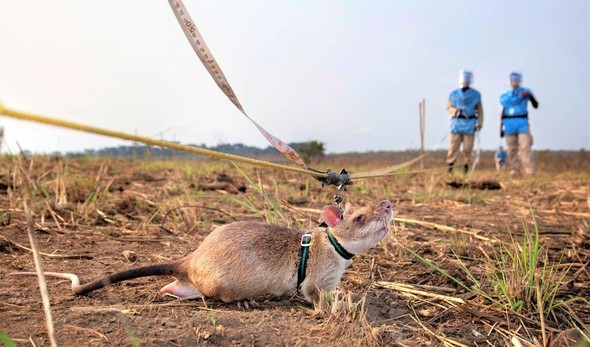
[350, 154, 426, 178]
[352, 167, 445, 180]
[0, 103, 430, 180]
[0, 104, 328, 178]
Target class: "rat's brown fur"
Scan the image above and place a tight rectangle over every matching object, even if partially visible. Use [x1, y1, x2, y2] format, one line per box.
[10, 200, 393, 304]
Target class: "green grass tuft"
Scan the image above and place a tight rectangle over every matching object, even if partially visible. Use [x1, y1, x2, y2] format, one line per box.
[0, 332, 17, 347]
[405, 203, 588, 335]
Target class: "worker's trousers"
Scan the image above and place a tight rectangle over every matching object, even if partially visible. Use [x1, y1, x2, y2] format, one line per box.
[505, 132, 534, 175]
[446, 133, 474, 166]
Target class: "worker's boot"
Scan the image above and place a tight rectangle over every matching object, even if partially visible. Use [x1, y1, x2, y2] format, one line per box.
[448, 163, 454, 173]
[463, 164, 469, 174]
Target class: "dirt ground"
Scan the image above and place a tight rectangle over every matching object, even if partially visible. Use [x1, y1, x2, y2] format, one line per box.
[1, 151, 589, 346]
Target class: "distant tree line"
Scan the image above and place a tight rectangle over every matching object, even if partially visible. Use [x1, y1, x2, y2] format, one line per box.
[64, 141, 326, 161]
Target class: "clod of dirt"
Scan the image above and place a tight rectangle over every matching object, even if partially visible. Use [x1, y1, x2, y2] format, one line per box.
[216, 173, 234, 183]
[446, 180, 502, 190]
[132, 173, 166, 182]
[122, 250, 137, 262]
[199, 182, 245, 194]
[0, 240, 16, 254]
[287, 197, 309, 205]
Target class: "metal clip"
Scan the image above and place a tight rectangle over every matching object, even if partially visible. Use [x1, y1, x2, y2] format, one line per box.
[300, 233, 312, 247]
[309, 168, 352, 191]
[333, 194, 344, 212]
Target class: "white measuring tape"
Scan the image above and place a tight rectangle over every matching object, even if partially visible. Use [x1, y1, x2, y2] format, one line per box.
[167, 0, 307, 169]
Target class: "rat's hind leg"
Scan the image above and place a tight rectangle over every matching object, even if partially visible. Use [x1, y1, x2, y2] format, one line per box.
[160, 280, 202, 299]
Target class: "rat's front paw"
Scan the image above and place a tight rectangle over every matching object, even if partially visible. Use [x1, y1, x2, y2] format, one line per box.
[236, 299, 260, 309]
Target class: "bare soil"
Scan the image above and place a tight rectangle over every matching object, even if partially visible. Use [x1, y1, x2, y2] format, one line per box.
[1, 152, 589, 346]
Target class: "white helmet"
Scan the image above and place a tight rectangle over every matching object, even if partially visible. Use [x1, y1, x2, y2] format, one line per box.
[458, 70, 473, 88]
[509, 72, 522, 88]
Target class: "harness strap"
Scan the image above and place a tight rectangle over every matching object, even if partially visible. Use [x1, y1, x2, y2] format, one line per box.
[297, 232, 312, 289]
[296, 228, 355, 290]
[326, 228, 355, 260]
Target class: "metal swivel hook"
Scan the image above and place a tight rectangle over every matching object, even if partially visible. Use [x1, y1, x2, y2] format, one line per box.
[308, 168, 353, 191]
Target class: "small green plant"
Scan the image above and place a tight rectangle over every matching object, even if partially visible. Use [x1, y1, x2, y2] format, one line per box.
[40, 186, 51, 199]
[405, 204, 587, 337]
[354, 181, 371, 195]
[0, 212, 8, 224]
[0, 331, 17, 347]
[404, 246, 473, 293]
[323, 290, 332, 306]
[312, 289, 366, 318]
[114, 314, 141, 347]
[308, 289, 376, 344]
[489, 223, 541, 312]
[231, 162, 294, 227]
[486, 207, 580, 317]
[209, 310, 217, 326]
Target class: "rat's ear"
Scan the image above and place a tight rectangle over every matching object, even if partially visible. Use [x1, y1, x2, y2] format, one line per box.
[321, 206, 343, 227]
[343, 202, 354, 218]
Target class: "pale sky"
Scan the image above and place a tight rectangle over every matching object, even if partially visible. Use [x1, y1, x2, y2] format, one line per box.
[1, 0, 588, 154]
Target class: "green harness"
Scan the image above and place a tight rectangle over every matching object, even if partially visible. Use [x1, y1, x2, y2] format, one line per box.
[297, 227, 355, 289]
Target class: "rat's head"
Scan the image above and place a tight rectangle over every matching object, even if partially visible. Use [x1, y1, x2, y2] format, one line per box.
[321, 200, 393, 255]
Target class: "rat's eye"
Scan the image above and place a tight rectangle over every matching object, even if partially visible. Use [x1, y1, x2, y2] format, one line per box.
[354, 215, 365, 223]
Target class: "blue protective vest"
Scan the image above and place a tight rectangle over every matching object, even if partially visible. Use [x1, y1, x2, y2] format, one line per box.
[450, 117, 477, 135]
[495, 150, 507, 160]
[500, 87, 533, 135]
[450, 88, 481, 117]
[500, 87, 532, 116]
[449, 88, 481, 135]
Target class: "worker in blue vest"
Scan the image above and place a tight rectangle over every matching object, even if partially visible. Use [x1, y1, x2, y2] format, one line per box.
[446, 70, 484, 174]
[495, 145, 507, 170]
[500, 72, 539, 175]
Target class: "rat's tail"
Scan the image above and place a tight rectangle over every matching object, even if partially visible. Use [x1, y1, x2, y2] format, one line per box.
[9, 262, 181, 295]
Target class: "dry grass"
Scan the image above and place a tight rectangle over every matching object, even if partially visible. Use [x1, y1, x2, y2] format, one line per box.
[308, 289, 378, 346]
[0, 151, 589, 346]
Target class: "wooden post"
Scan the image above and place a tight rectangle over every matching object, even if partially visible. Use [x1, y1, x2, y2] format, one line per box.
[419, 99, 425, 170]
[0, 127, 4, 153]
[133, 128, 138, 159]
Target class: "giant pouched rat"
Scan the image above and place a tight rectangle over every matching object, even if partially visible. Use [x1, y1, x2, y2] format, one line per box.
[10, 200, 393, 305]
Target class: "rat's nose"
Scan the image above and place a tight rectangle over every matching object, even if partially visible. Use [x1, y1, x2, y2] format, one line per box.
[376, 200, 392, 213]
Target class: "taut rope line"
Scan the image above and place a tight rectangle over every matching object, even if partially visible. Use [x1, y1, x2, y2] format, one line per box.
[0, 104, 328, 178]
